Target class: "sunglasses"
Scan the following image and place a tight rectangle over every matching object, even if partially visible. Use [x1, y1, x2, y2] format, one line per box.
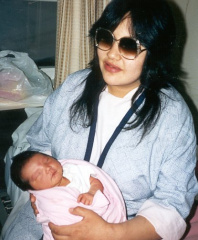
[95, 28, 146, 60]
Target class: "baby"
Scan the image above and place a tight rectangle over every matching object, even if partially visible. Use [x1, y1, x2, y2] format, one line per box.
[11, 151, 126, 240]
[11, 151, 104, 205]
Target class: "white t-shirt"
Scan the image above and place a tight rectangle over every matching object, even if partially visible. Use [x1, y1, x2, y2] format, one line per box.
[63, 163, 96, 193]
[90, 87, 137, 165]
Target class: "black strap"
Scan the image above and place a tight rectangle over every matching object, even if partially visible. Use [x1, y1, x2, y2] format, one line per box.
[84, 98, 99, 161]
[84, 91, 145, 168]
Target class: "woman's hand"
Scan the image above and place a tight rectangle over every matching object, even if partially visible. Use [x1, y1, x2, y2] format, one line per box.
[49, 207, 114, 240]
[49, 207, 161, 240]
[30, 193, 39, 215]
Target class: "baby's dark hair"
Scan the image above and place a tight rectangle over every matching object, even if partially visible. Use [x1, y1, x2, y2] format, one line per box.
[11, 150, 40, 191]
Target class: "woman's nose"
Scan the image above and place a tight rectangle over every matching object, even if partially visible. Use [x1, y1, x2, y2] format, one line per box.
[107, 42, 121, 60]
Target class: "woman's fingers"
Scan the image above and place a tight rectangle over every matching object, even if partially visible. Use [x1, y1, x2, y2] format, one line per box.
[30, 193, 39, 215]
[69, 206, 89, 216]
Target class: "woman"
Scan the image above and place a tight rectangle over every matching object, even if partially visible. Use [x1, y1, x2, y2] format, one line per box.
[4, 0, 198, 239]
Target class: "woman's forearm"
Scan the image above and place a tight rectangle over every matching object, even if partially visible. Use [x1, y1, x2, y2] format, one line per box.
[110, 216, 161, 240]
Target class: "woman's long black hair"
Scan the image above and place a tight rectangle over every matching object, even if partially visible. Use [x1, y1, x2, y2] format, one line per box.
[70, 0, 177, 138]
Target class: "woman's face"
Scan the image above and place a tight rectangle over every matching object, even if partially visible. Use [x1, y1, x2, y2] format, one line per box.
[97, 17, 147, 97]
[21, 153, 63, 190]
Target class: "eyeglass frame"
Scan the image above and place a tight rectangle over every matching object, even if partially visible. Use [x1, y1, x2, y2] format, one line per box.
[95, 27, 146, 60]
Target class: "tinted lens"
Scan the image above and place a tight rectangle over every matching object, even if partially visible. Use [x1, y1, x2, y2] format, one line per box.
[119, 38, 137, 59]
[95, 29, 113, 51]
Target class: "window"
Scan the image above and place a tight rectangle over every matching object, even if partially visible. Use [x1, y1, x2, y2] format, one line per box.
[0, 0, 57, 66]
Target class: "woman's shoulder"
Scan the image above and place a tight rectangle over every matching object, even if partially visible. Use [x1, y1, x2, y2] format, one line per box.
[58, 68, 91, 92]
[47, 68, 91, 102]
[159, 86, 194, 124]
[160, 86, 189, 111]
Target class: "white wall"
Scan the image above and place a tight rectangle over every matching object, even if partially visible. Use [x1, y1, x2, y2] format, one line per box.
[170, 0, 198, 137]
[172, 0, 198, 105]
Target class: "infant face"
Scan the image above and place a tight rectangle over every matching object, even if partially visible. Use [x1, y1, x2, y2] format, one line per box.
[21, 153, 63, 190]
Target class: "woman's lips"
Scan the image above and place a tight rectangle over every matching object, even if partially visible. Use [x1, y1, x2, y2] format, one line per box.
[104, 61, 121, 73]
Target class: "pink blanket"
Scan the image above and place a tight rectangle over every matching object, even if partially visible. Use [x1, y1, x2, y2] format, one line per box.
[30, 159, 127, 240]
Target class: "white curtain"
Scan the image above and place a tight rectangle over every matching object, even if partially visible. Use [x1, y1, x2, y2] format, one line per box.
[54, 0, 110, 89]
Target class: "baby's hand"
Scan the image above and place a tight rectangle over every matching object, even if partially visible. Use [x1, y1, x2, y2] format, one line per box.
[77, 193, 94, 205]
